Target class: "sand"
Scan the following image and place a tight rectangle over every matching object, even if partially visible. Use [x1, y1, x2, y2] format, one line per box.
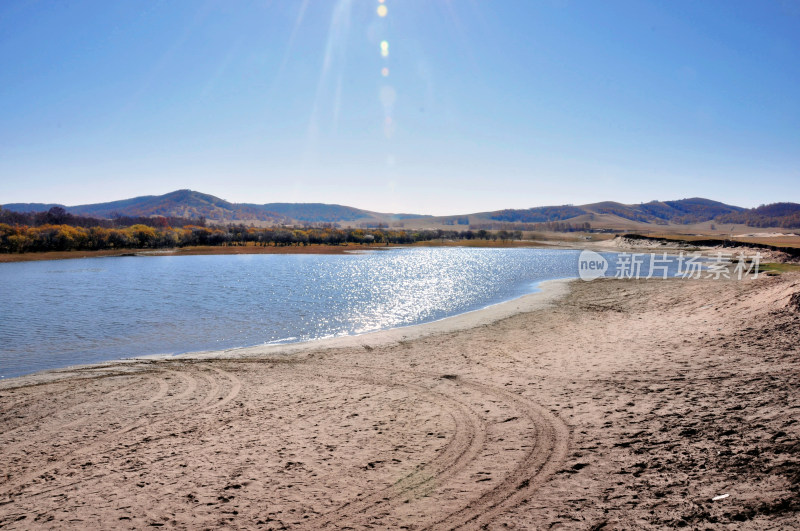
[1, 273, 799, 529]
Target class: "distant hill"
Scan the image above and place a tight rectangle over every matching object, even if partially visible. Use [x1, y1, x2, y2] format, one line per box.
[643, 198, 745, 223]
[1, 190, 797, 229]
[716, 202, 800, 228]
[242, 203, 373, 223]
[2, 202, 63, 213]
[65, 190, 290, 223]
[479, 198, 745, 226]
[488, 206, 587, 223]
[0, 190, 430, 227]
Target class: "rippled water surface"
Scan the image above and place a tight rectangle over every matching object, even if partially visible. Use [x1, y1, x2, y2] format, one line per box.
[2, 248, 604, 378]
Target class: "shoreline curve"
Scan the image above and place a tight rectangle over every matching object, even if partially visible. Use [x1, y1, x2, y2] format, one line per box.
[0, 277, 575, 389]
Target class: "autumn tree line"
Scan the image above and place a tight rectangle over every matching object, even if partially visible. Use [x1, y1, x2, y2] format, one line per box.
[0, 207, 524, 254]
[0, 206, 205, 230]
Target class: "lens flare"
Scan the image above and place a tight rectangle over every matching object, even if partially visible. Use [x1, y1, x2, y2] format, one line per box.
[380, 40, 389, 57]
[381, 67, 389, 77]
[380, 85, 396, 108]
[383, 120, 395, 139]
[377, 4, 387, 17]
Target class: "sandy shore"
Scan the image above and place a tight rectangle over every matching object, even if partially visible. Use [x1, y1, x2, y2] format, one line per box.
[0, 244, 396, 263]
[1, 274, 799, 529]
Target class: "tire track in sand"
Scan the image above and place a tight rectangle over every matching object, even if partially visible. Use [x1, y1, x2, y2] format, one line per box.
[2, 359, 565, 529]
[0, 363, 241, 499]
[298, 364, 568, 530]
[303, 370, 486, 528]
[0, 375, 151, 440]
[425, 378, 569, 530]
[0, 374, 165, 458]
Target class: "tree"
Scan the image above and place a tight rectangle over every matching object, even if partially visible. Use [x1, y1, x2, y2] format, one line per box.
[46, 206, 67, 224]
[127, 225, 158, 248]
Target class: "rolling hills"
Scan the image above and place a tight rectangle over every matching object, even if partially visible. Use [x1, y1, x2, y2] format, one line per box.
[2, 190, 799, 230]
[2, 190, 431, 226]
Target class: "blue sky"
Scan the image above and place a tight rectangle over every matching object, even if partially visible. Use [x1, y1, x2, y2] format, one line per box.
[1, 0, 798, 215]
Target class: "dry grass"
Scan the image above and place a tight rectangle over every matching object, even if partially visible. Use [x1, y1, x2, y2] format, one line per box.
[761, 262, 800, 274]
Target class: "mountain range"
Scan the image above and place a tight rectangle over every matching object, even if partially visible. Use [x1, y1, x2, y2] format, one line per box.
[3, 189, 799, 230]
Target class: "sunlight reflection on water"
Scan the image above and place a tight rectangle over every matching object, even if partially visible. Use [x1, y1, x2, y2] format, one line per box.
[1, 248, 585, 377]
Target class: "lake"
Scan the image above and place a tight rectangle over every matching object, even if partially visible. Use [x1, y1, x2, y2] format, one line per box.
[0, 247, 681, 378]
